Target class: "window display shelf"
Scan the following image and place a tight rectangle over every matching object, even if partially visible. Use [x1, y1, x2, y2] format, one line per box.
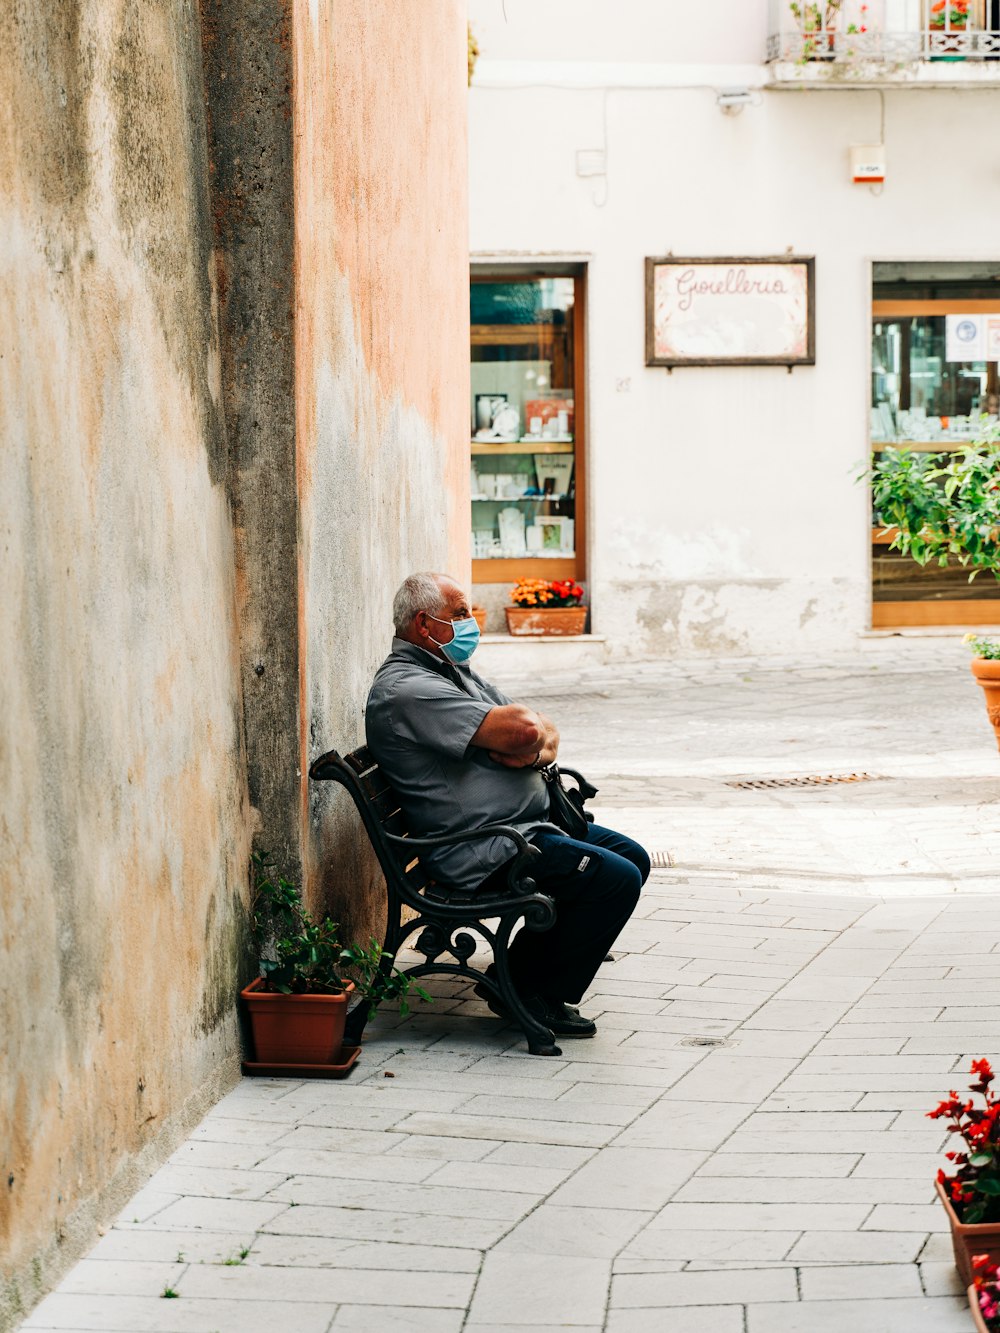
[872, 440, 987, 452]
[471, 441, 574, 456]
[474, 551, 576, 561]
[472, 495, 570, 504]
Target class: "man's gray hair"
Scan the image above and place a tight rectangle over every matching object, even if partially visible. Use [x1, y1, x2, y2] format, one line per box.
[393, 572, 448, 635]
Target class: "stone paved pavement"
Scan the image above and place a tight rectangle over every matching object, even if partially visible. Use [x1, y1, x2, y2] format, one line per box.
[19, 641, 1000, 1333]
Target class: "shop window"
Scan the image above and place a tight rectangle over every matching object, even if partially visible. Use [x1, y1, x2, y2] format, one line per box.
[470, 267, 585, 587]
[870, 263, 1000, 627]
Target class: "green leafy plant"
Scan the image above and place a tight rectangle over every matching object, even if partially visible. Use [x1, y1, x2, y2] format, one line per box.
[865, 437, 1000, 583]
[251, 853, 429, 1018]
[965, 635, 1000, 660]
[161, 1286, 179, 1299]
[789, 0, 844, 60]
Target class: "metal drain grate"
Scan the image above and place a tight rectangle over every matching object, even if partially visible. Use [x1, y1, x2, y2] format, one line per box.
[680, 1036, 732, 1048]
[650, 850, 674, 869]
[727, 772, 880, 791]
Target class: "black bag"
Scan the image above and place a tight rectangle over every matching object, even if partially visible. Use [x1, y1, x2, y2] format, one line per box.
[539, 764, 598, 840]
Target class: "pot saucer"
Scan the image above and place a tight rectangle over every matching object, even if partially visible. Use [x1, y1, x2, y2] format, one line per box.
[241, 1044, 361, 1079]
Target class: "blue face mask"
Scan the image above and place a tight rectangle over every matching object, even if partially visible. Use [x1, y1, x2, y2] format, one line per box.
[428, 614, 480, 665]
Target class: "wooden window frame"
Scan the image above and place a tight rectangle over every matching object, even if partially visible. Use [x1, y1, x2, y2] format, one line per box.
[470, 267, 587, 586]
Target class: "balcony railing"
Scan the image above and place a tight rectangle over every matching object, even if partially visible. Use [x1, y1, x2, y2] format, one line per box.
[767, 0, 1000, 64]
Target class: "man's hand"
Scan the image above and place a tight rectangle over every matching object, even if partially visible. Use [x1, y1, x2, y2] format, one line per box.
[471, 704, 559, 767]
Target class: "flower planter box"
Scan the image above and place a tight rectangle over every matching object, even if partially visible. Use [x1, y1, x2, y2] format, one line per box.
[969, 1284, 992, 1333]
[971, 658, 1000, 753]
[936, 1178, 1000, 1286]
[505, 606, 588, 637]
[241, 976, 353, 1065]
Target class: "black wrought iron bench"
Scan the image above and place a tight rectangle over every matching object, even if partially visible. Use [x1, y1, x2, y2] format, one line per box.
[308, 745, 565, 1056]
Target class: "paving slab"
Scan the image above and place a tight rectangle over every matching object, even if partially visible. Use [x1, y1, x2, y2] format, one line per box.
[19, 646, 1000, 1333]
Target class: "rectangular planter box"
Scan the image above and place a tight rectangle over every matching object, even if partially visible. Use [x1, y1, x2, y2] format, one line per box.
[937, 1178, 1000, 1286]
[505, 606, 587, 637]
[241, 976, 352, 1065]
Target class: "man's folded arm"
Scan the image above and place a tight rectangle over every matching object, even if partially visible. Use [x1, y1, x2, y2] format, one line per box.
[470, 705, 560, 769]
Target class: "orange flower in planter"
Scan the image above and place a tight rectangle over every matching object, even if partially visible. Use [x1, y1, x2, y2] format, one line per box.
[509, 578, 585, 609]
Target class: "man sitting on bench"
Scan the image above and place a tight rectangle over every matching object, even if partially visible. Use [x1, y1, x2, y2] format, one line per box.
[365, 571, 650, 1038]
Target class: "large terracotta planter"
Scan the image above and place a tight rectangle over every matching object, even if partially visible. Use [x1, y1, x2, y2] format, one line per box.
[505, 606, 587, 637]
[241, 977, 353, 1065]
[936, 1178, 1000, 1285]
[971, 658, 1000, 753]
[969, 1284, 993, 1333]
[471, 605, 488, 634]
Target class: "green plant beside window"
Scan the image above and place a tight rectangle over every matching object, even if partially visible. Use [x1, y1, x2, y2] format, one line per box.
[865, 436, 1000, 583]
[251, 852, 429, 1019]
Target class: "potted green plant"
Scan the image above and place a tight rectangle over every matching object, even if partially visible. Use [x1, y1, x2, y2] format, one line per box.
[242, 853, 427, 1070]
[505, 578, 587, 636]
[930, 0, 969, 26]
[788, 0, 842, 60]
[927, 1059, 1000, 1285]
[867, 439, 1000, 736]
[965, 636, 1000, 752]
[930, 0, 970, 57]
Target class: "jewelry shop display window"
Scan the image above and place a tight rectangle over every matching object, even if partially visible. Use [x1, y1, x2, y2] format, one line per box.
[470, 267, 586, 585]
[870, 263, 1000, 628]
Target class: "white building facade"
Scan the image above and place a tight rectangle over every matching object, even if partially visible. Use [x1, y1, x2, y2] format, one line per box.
[467, 0, 1000, 661]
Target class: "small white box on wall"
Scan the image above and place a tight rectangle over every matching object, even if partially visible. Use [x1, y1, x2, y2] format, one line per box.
[850, 145, 886, 184]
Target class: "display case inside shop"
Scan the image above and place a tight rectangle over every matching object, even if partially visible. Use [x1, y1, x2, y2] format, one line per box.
[870, 264, 1000, 627]
[470, 272, 584, 581]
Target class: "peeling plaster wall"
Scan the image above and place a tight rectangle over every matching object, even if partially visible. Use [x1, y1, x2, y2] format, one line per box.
[468, 1, 1000, 658]
[295, 0, 470, 937]
[0, 2, 249, 1324]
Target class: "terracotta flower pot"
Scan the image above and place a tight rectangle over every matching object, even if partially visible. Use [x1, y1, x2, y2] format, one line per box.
[936, 1178, 1000, 1285]
[971, 658, 1000, 754]
[505, 606, 587, 637]
[241, 977, 353, 1065]
[471, 605, 488, 633]
[969, 1284, 993, 1333]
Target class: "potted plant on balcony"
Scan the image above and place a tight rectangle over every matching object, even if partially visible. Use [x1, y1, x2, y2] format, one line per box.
[242, 853, 426, 1073]
[930, 0, 969, 28]
[505, 578, 588, 636]
[930, 0, 970, 56]
[789, 0, 843, 60]
[928, 1058, 1000, 1285]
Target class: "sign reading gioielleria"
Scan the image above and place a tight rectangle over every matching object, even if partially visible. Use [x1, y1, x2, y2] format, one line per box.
[645, 255, 815, 368]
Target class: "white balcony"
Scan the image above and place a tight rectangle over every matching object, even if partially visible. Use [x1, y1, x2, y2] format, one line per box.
[767, 0, 1000, 85]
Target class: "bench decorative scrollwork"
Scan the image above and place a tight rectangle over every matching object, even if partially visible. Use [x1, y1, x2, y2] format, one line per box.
[308, 746, 563, 1056]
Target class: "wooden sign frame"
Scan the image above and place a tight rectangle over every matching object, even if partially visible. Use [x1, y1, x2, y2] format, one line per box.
[645, 256, 816, 368]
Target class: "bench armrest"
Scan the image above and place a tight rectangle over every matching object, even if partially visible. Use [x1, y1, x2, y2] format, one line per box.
[382, 822, 533, 857]
[383, 824, 542, 903]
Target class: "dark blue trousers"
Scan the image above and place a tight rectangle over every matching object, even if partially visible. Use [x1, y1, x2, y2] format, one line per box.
[504, 823, 650, 1006]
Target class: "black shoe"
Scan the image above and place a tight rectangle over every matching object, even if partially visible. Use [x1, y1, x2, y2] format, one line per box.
[525, 995, 597, 1038]
[473, 976, 596, 1037]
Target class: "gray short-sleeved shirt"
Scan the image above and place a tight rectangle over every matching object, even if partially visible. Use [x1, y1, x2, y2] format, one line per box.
[364, 638, 551, 891]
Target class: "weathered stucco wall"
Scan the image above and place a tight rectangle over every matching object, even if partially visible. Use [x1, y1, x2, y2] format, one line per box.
[2, 0, 471, 1321]
[295, 0, 470, 937]
[0, 2, 250, 1324]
